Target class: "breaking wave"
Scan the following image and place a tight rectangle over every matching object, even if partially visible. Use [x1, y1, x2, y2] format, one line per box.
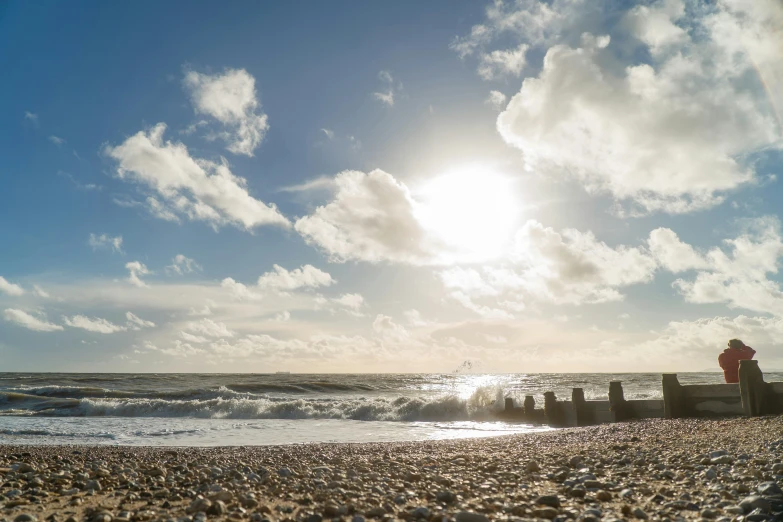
[0, 385, 508, 422]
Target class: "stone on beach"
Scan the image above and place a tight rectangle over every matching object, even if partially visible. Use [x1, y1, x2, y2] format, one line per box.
[3, 416, 783, 522]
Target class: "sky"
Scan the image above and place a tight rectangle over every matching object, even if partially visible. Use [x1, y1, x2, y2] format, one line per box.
[1, 0, 783, 373]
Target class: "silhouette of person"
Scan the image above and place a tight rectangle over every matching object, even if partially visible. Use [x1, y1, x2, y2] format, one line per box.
[718, 339, 756, 383]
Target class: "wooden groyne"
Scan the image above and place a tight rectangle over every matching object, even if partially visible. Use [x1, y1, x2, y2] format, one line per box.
[500, 360, 780, 427]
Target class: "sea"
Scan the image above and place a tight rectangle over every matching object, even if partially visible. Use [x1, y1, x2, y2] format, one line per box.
[0, 372, 769, 447]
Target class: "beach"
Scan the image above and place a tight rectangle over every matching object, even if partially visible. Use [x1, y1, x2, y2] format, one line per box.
[3, 416, 783, 522]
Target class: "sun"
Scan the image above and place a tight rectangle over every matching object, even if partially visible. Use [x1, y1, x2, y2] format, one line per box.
[415, 166, 520, 261]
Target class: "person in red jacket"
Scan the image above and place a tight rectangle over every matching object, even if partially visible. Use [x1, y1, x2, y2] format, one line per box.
[718, 339, 756, 383]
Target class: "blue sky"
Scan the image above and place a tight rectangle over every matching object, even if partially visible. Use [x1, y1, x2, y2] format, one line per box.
[2, 0, 783, 373]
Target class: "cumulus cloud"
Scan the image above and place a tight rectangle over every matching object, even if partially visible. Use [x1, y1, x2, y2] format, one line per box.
[459, 0, 782, 214]
[3, 309, 63, 332]
[632, 314, 783, 366]
[439, 220, 658, 316]
[0, 276, 24, 296]
[183, 68, 269, 156]
[295, 170, 439, 264]
[167, 254, 201, 275]
[485, 90, 507, 110]
[63, 315, 127, 334]
[126, 261, 150, 288]
[653, 217, 783, 316]
[105, 123, 289, 230]
[49, 135, 66, 146]
[185, 318, 234, 338]
[88, 233, 124, 253]
[257, 264, 334, 291]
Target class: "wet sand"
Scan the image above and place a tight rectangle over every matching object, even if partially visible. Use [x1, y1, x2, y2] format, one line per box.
[2, 416, 783, 522]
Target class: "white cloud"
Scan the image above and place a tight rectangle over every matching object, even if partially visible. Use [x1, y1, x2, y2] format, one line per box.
[459, 0, 782, 214]
[632, 314, 783, 366]
[274, 310, 291, 322]
[332, 293, 364, 311]
[373, 70, 398, 107]
[105, 123, 289, 230]
[654, 217, 783, 316]
[3, 309, 62, 332]
[485, 90, 507, 110]
[49, 135, 66, 146]
[295, 170, 438, 264]
[648, 228, 709, 273]
[63, 315, 127, 334]
[167, 254, 201, 275]
[0, 277, 24, 296]
[508, 220, 658, 304]
[24, 111, 38, 123]
[257, 264, 334, 291]
[88, 233, 124, 253]
[32, 285, 50, 299]
[320, 128, 335, 140]
[438, 220, 658, 315]
[188, 305, 213, 316]
[126, 261, 150, 288]
[477, 43, 528, 80]
[180, 331, 209, 344]
[183, 68, 269, 156]
[278, 176, 336, 194]
[125, 311, 155, 330]
[185, 318, 234, 338]
[220, 277, 262, 301]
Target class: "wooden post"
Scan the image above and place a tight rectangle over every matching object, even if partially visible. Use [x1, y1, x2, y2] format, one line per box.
[608, 381, 628, 422]
[523, 395, 536, 417]
[504, 397, 514, 412]
[572, 387, 592, 426]
[662, 373, 686, 419]
[739, 360, 778, 416]
[544, 391, 563, 426]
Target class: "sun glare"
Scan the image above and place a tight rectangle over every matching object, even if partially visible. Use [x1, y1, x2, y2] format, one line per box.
[416, 166, 520, 261]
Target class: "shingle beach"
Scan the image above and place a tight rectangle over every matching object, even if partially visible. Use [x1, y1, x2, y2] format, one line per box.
[3, 416, 783, 522]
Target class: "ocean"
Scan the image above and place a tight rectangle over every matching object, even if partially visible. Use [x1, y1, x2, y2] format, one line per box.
[0, 372, 766, 446]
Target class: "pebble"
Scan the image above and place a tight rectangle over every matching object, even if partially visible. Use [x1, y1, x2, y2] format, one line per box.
[14, 516, 37, 522]
[455, 513, 490, 522]
[536, 494, 561, 508]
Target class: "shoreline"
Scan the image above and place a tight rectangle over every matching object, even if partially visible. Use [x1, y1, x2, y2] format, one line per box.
[3, 416, 783, 521]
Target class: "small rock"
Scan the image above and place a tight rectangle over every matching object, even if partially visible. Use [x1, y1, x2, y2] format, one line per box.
[536, 495, 561, 508]
[620, 488, 634, 499]
[85, 480, 102, 491]
[569, 456, 583, 467]
[351, 516, 366, 522]
[596, 490, 612, 502]
[526, 461, 541, 473]
[455, 512, 490, 522]
[278, 468, 292, 477]
[15, 516, 38, 522]
[632, 508, 648, 520]
[436, 490, 456, 503]
[413, 507, 430, 519]
[740, 496, 771, 514]
[207, 500, 228, 516]
[758, 482, 783, 496]
[187, 497, 212, 514]
[533, 507, 559, 520]
[700, 509, 719, 519]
